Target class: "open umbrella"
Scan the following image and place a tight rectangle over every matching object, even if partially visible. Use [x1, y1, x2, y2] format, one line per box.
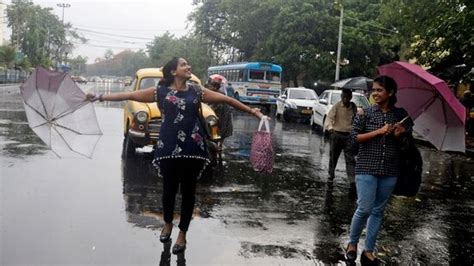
[20, 67, 102, 158]
[331, 76, 373, 91]
[378, 61, 465, 152]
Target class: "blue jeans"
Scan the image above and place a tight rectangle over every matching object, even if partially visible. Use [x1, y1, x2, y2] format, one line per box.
[349, 174, 397, 251]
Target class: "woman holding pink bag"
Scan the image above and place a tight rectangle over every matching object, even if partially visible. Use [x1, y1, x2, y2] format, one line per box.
[86, 57, 266, 254]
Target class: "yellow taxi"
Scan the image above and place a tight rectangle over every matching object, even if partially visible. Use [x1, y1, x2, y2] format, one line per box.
[123, 68, 221, 158]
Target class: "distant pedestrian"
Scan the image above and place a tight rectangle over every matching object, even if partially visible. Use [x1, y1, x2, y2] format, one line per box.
[345, 76, 413, 265]
[207, 76, 234, 142]
[326, 88, 356, 194]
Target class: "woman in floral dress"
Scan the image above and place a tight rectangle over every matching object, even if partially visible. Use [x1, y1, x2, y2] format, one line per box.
[87, 57, 265, 254]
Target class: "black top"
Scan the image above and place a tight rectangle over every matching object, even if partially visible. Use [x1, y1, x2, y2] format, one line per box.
[351, 105, 413, 177]
[153, 85, 209, 162]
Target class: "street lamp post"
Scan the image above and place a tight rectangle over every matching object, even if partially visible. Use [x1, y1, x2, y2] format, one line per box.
[335, 5, 343, 81]
[57, 3, 70, 68]
[57, 3, 70, 25]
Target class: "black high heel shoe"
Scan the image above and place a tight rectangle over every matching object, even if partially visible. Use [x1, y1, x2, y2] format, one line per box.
[172, 241, 186, 254]
[345, 244, 357, 261]
[360, 251, 381, 266]
[160, 225, 172, 243]
[160, 233, 171, 243]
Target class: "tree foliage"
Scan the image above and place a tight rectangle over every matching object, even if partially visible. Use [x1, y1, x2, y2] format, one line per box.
[146, 33, 213, 80]
[86, 50, 152, 77]
[0, 45, 17, 68]
[189, 0, 389, 85]
[6, 0, 85, 67]
[378, 0, 473, 81]
[68, 55, 87, 75]
[190, 0, 473, 85]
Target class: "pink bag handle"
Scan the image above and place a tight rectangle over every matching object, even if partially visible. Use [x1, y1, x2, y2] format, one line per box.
[257, 116, 270, 132]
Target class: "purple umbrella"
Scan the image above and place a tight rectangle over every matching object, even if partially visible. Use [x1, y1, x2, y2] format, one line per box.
[378, 61, 465, 152]
[20, 67, 102, 158]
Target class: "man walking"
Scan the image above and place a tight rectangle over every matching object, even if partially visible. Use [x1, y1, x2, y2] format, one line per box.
[327, 88, 357, 194]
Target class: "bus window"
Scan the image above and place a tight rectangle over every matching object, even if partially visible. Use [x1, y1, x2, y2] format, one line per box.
[232, 70, 237, 82]
[238, 70, 244, 82]
[266, 71, 281, 82]
[249, 70, 264, 80]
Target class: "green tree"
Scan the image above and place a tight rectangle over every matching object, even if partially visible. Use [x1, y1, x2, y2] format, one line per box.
[85, 50, 153, 77]
[104, 49, 114, 61]
[190, 0, 277, 63]
[190, 0, 388, 85]
[68, 55, 87, 75]
[192, 0, 474, 87]
[0, 45, 17, 68]
[7, 0, 85, 67]
[147, 33, 212, 79]
[378, 0, 473, 80]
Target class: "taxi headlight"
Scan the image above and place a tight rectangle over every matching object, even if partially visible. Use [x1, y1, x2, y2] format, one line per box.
[135, 111, 148, 123]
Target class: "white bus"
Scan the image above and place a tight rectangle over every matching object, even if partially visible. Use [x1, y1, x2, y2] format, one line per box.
[208, 62, 283, 108]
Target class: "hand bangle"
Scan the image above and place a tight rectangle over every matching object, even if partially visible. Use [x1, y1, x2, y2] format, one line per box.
[99, 94, 104, 102]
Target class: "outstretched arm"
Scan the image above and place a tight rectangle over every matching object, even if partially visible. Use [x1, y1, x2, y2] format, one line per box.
[86, 87, 156, 103]
[202, 87, 266, 119]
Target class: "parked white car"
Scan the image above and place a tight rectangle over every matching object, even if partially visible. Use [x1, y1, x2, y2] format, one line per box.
[311, 89, 370, 130]
[276, 87, 318, 122]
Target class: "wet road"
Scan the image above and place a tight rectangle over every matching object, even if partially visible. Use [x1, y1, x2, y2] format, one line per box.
[1, 83, 473, 265]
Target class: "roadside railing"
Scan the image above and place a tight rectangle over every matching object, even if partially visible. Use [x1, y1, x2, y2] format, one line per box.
[0, 69, 29, 84]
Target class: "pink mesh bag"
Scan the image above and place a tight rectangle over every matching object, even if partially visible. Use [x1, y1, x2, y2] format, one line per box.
[250, 117, 273, 174]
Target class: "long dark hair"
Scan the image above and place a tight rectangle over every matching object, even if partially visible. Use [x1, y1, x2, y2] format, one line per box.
[162, 57, 180, 87]
[374, 75, 397, 106]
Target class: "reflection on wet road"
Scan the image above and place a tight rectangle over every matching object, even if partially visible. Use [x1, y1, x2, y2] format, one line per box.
[1, 84, 473, 264]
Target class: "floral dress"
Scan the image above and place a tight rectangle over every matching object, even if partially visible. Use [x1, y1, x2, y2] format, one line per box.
[152, 85, 210, 172]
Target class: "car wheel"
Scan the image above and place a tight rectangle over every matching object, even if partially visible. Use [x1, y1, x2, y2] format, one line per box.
[283, 110, 292, 122]
[122, 132, 138, 158]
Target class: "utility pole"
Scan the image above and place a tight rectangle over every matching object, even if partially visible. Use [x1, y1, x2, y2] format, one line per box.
[335, 5, 343, 81]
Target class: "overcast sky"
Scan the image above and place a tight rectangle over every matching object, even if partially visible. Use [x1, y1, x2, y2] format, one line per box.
[6, 0, 196, 63]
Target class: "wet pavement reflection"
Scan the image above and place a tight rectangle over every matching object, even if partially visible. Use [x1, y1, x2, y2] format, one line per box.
[1, 83, 473, 264]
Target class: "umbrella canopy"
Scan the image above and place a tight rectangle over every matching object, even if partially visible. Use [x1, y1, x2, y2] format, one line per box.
[20, 67, 102, 158]
[378, 61, 465, 152]
[331, 76, 373, 91]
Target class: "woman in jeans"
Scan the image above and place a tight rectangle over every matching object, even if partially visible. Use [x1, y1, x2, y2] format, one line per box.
[345, 76, 413, 265]
[87, 57, 265, 254]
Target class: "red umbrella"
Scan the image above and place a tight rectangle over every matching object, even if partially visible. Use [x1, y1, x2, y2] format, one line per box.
[377, 61, 465, 152]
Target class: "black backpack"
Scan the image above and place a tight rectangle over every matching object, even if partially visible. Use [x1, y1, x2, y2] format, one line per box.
[393, 138, 423, 197]
[392, 108, 422, 197]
